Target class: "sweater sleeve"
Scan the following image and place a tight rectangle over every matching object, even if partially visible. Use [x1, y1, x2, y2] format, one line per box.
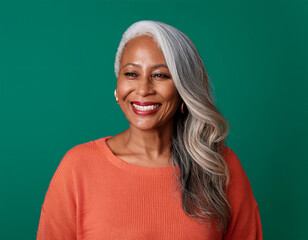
[223, 147, 263, 240]
[37, 149, 77, 240]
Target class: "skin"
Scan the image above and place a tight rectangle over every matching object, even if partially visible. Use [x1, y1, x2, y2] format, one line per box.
[106, 35, 182, 167]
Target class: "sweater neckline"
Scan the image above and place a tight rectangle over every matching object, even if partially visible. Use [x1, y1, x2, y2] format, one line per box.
[95, 136, 180, 176]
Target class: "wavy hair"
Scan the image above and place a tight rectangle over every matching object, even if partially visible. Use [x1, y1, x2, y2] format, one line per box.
[114, 20, 231, 233]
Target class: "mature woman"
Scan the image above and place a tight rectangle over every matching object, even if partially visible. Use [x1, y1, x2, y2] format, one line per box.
[37, 20, 262, 239]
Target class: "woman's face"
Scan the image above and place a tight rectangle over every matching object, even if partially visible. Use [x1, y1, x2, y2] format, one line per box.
[116, 35, 181, 131]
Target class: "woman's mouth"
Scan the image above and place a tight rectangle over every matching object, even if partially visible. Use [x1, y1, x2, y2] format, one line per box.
[131, 102, 162, 115]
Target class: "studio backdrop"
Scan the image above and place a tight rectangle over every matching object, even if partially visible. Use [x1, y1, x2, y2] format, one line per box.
[0, 0, 307, 239]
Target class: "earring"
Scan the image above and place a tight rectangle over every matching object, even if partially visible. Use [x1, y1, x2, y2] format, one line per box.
[181, 101, 185, 114]
[114, 89, 119, 104]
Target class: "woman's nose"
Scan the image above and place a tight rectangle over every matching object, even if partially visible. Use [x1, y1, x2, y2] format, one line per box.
[135, 76, 154, 96]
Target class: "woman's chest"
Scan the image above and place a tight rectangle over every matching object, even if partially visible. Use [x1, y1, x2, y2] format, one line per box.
[75, 170, 222, 239]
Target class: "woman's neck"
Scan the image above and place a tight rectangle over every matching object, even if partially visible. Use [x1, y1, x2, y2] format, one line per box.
[122, 123, 174, 162]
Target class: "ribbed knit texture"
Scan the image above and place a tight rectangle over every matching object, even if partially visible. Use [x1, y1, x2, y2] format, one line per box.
[37, 136, 262, 240]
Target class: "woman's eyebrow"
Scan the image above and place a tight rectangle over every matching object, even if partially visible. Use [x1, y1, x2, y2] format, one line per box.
[151, 64, 168, 69]
[121, 63, 169, 70]
[121, 63, 140, 69]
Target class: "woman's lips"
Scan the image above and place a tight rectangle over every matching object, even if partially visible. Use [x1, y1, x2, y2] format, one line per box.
[131, 101, 162, 115]
[131, 101, 160, 106]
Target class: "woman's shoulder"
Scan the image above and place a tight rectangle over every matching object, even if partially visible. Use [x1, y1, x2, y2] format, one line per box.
[59, 136, 111, 166]
[222, 146, 247, 178]
[222, 145, 258, 206]
[46, 136, 112, 190]
[221, 146, 262, 239]
[68, 136, 111, 153]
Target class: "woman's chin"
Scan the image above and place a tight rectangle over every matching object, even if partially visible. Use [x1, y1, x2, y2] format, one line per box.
[130, 121, 160, 131]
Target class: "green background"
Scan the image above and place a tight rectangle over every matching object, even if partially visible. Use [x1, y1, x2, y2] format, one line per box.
[1, 0, 307, 239]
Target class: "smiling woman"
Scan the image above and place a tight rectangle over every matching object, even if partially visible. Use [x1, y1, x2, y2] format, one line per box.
[115, 35, 181, 131]
[37, 20, 262, 240]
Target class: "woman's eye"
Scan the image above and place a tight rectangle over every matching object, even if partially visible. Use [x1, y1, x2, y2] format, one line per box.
[152, 73, 171, 79]
[124, 72, 137, 77]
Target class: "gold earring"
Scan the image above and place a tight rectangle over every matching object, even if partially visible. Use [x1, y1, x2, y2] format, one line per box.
[114, 89, 119, 104]
[181, 102, 185, 114]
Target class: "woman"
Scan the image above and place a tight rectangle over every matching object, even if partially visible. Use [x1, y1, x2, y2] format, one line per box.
[37, 20, 262, 239]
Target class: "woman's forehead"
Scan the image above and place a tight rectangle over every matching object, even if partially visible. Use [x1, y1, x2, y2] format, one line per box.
[120, 36, 166, 66]
[124, 35, 159, 51]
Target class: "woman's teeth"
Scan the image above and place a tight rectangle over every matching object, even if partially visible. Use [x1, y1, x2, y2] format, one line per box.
[132, 103, 160, 111]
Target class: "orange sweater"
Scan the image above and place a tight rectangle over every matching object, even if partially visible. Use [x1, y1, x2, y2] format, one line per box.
[37, 136, 262, 240]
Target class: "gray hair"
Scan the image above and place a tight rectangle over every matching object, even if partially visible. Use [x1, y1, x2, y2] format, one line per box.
[114, 20, 231, 233]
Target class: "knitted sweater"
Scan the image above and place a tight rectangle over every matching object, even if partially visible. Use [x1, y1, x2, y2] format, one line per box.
[37, 136, 262, 240]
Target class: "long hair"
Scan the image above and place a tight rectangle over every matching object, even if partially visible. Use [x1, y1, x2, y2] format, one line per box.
[114, 20, 231, 233]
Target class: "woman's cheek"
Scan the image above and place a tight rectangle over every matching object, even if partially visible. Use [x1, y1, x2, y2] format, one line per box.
[117, 81, 135, 100]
